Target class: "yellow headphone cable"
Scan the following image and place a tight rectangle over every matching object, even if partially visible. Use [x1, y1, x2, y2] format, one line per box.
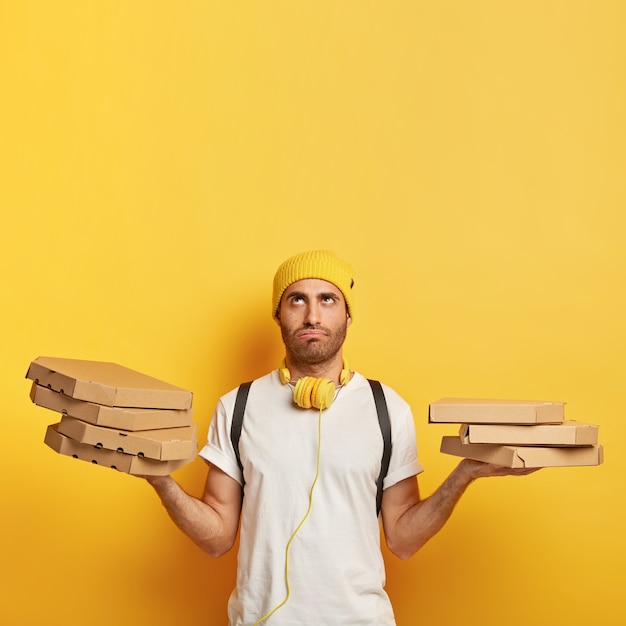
[253, 402, 325, 625]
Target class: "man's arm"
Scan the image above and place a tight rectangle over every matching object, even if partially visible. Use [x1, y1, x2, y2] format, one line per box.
[381, 459, 538, 560]
[145, 463, 243, 558]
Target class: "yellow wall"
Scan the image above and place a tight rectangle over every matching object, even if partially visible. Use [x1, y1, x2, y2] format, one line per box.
[2, 2, 624, 624]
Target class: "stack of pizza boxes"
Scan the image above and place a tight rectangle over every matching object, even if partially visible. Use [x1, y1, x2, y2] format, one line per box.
[429, 398, 603, 468]
[27, 356, 197, 476]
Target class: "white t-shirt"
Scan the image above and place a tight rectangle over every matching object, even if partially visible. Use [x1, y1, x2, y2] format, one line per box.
[199, 371, 423, 626]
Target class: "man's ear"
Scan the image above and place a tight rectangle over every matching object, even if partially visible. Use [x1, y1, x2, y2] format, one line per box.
[347, 315, 352, 327]
[274, 312, 281, 326]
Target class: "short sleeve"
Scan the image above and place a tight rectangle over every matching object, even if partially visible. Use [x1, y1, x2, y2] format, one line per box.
[198, 392, 244, 485]
[382, 386, 423, 489]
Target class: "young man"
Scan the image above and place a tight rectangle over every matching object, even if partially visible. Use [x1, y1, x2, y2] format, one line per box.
[145, 250, 536, 625]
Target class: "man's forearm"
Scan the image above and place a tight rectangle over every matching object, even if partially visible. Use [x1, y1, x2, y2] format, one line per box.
[146, 475, 235, 558]
[387, 459, 539, 559]
[390, 460, 478, 559]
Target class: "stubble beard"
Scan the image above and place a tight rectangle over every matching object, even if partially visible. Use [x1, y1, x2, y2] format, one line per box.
[281, 321, 348, 369]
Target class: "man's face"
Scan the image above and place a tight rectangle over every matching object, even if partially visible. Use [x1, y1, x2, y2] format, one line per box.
[275, 278, 351, 366]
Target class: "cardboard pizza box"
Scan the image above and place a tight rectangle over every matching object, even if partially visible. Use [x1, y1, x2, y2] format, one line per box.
[26, 356, 193, 409]
[429, 398, 565, 424]
[57, 416, 197, 461]
[440, 436, 603, 468]
[44, 424, 195, 476]
[460, 421, 599, 446]
[30, 382, 194, 431]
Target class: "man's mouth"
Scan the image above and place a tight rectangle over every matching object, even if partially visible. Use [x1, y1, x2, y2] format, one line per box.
[296, 328, 327, 340]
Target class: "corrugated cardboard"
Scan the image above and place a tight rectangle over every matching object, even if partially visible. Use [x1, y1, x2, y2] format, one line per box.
[429, 398, 565, 424]
[30, 382, 193, 431]
[57, 416, 197, 461]
[44, 424, 195, 476]
[26, 356, 192, 409]
[440, 436, 603, 467]
[460, 421, 599, 446]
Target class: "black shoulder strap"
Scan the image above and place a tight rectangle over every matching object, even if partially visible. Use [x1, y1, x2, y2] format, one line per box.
[231, 381, 252, 481]
[368, 379, 392, 517]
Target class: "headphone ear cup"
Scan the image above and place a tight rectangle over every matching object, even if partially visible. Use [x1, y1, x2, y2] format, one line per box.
[293, 376, 335, 409]
[279, 361, 291, 385]
[293, 377, 315, 409]
[311, 378, 335, 410]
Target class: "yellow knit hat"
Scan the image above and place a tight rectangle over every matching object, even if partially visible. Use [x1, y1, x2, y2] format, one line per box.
[272, 250, 355, 318]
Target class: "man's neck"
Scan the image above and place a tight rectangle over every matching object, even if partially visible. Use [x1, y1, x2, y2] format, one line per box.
[284, 353, 346, 385]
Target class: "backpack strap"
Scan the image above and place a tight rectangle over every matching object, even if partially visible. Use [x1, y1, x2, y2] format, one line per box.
[368, 379, 392, 517]
[230, 381, 252, 483]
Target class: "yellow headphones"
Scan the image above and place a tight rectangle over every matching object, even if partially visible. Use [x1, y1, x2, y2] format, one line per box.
[279, 358, 351, 410]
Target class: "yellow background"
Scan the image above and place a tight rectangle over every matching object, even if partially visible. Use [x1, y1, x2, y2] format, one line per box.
[1, 2, 624, 624]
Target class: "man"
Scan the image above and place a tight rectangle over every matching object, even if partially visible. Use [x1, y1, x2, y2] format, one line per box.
[145, 250, 536, 625]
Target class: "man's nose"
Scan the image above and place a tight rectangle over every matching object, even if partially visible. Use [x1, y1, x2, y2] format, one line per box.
[304, 302, 322, 325]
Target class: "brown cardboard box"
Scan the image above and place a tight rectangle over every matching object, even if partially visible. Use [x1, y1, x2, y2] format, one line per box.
[429, 398, 565, 424]
[440, 436, 603, 467]
[57, 416, 197, 461]
[26, 356, 192, 409]
[460, 421, 599, 446]
[30, 383, 194, 431]
[44, 424, 195, 476]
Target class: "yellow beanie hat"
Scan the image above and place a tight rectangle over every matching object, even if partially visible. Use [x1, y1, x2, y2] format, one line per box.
[272, 250, 355, 318]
